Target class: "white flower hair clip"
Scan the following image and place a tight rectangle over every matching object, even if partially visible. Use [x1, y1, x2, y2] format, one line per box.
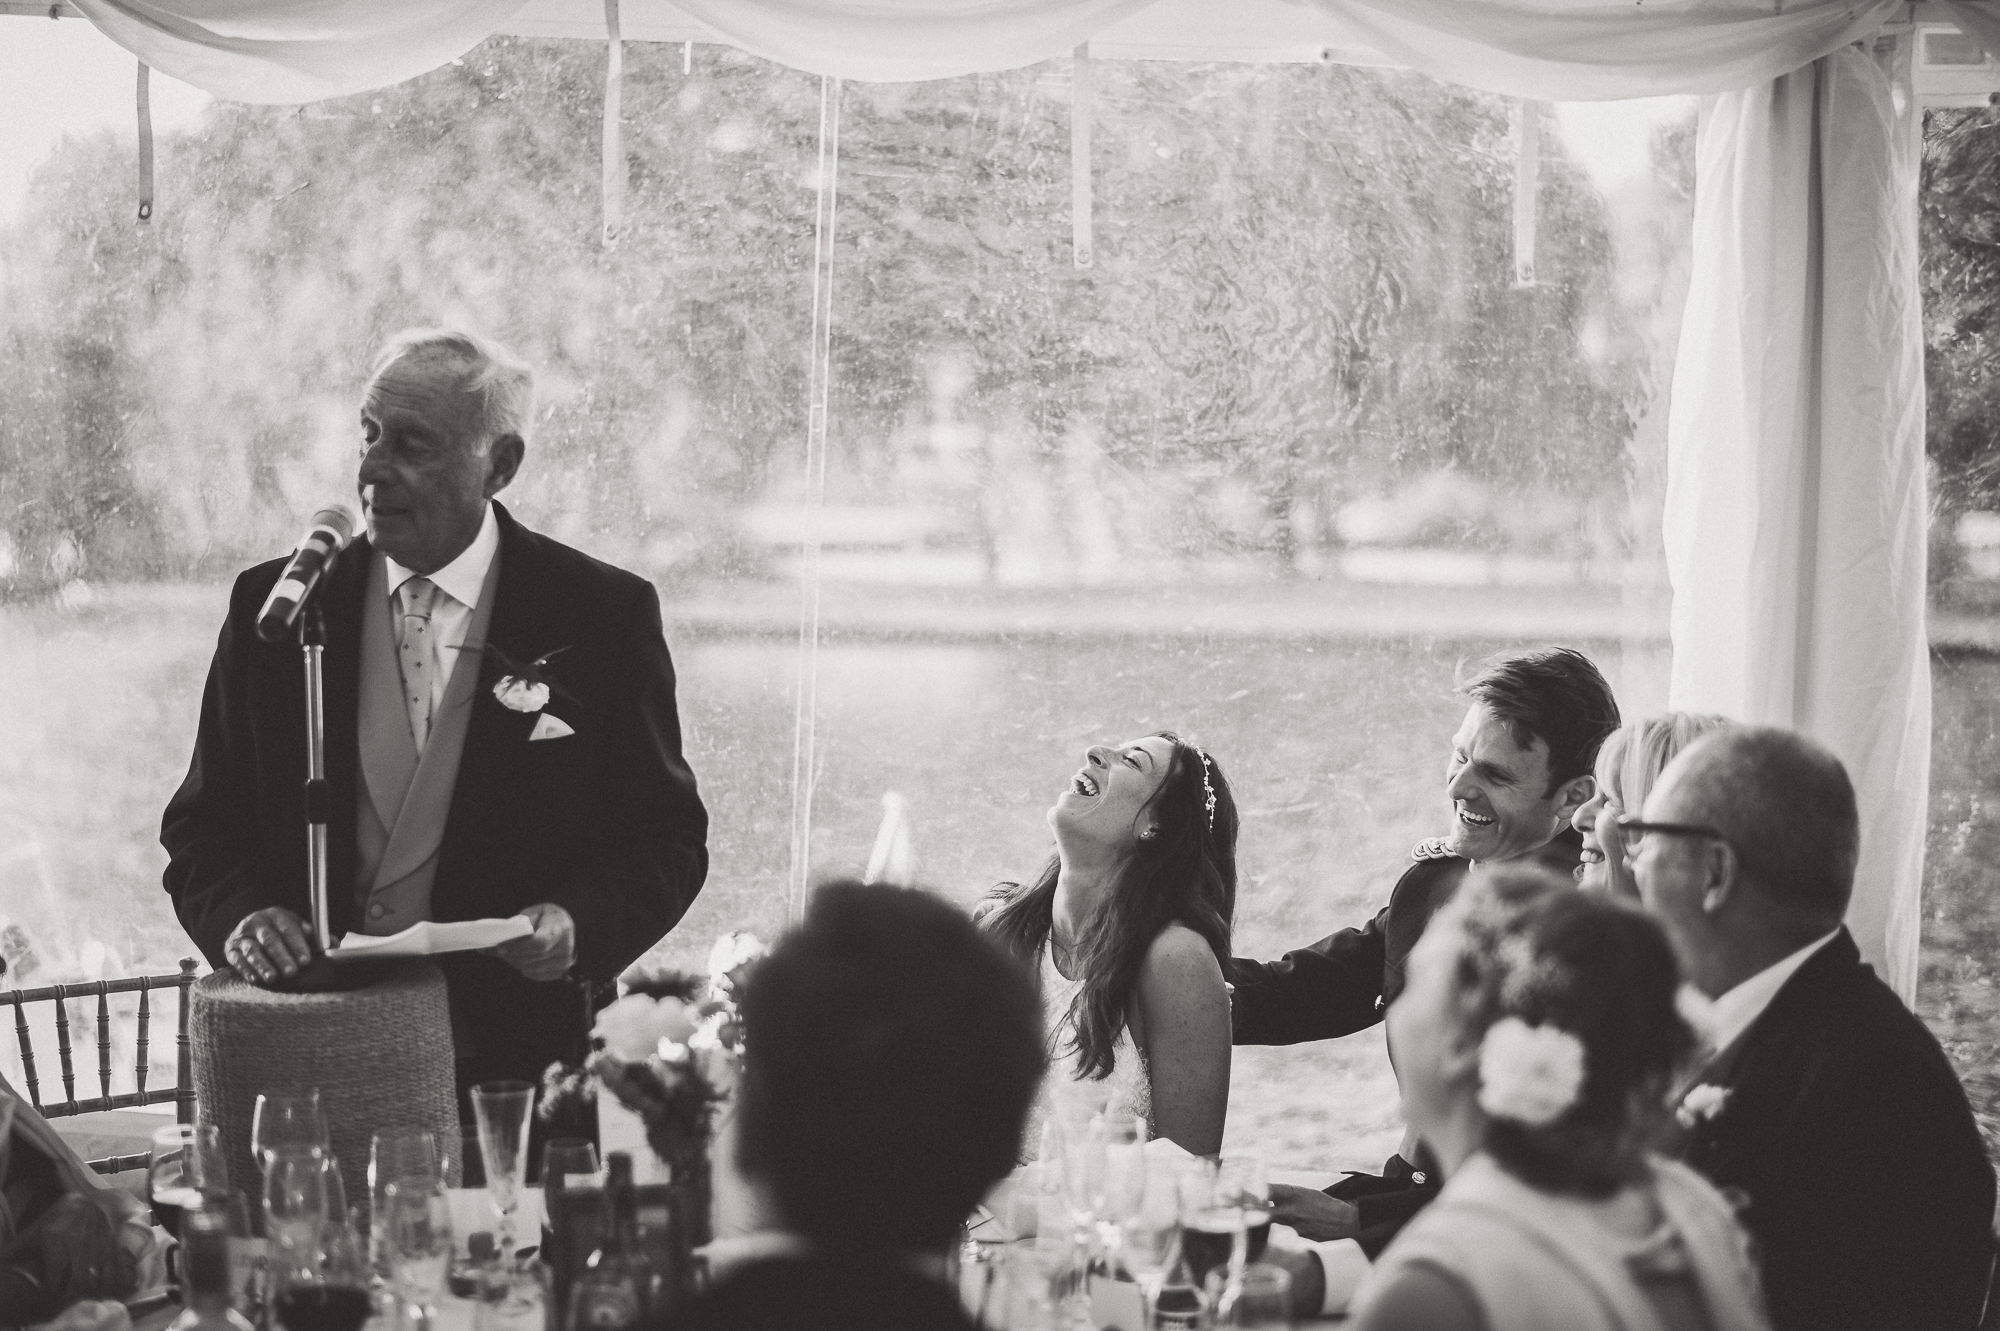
[1477, 1016, 1586, 1128]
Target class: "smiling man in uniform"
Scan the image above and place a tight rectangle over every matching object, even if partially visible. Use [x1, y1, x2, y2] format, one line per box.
[1236, 647, 1619, 1316]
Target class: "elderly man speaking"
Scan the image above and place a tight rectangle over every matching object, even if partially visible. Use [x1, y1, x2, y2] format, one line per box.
[161, 329, 708, 1097]
[1630, 726, 1993, 1331]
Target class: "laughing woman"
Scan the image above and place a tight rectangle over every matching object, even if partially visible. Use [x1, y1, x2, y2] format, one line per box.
[980, 732, 1239, 1158]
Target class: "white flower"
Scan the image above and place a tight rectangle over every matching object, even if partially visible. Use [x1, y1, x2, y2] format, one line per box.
[707, 931, 767, 989]
[595, 994, 664, 1061]
[1677, 1083, 1732, 1129]
[594, 994, 700, 1061]
[1477, 1016, 1587, 1128]
[493, 676, 551, 713]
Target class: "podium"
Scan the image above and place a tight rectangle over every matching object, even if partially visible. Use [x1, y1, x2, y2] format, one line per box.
[190, 961, 459, 1210]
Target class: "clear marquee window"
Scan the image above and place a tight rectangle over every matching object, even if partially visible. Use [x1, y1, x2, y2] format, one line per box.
[1, 21, 1995, 1169]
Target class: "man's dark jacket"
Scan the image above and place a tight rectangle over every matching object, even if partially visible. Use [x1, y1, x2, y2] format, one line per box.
[675, 1255, 979, 1331]
[1229, 829, 1584, 1255]
[1675, 926, 1995, 1331]
[160, 503, 709, 1080]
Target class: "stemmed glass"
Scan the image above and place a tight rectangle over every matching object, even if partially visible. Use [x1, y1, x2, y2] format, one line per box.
[264, 1146, 332, 1269]
[252, 1091, 330, 1171]
[149, 1123, 230, 1239]
[470, 1080, 535, 1262]
[368, 1128, 441, 1288]
[269, 1220, 371, 1331]
[1177, 1155, 1251, 1291]
[1217, 1153, 1273, 1266]
[382, 1177, 453, 1331]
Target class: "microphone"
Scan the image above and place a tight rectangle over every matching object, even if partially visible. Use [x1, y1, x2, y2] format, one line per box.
[256, 506, 357, 642]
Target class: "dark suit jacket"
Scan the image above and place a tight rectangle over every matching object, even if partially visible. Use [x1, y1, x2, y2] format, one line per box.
[160, 503, 709, 1080]
[673, 1254, 979, 1331]
[1230, 828, 1584, 1046]
[1675, 927, 1995, 1331]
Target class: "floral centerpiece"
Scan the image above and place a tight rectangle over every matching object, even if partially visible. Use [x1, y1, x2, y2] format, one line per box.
[541, 931, 766, 1253]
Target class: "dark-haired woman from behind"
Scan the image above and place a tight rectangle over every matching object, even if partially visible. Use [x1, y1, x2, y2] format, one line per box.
[980, 732, 1238, 1158]
[1352, 865, 1769, 1331]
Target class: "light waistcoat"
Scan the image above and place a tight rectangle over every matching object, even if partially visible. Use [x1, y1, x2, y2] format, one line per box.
[353, 547, 503, 933]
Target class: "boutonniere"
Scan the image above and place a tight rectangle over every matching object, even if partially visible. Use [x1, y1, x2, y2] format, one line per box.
[1676, 1083, 1732, 1129]
[487, 644, 574, 714]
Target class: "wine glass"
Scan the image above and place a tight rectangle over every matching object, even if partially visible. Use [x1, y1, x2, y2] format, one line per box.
[1216, 1152, 1272, 1265]
[539, 1139, 599, 1256]
[253, 1091, 330, 1174]
[368, 1128, 441, 1287]
[470, 1080, 535, 1261]
[1177, 1156, 1249, 1290]
[149, 1123, 229, 1239]
[264, 1146, 331, 1257]
[383, 1176, 453, 1331]
[270, 1220, 372, 1331]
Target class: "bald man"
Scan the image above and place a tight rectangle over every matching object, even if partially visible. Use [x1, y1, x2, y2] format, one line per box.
[1630, 726, 1995, 1331]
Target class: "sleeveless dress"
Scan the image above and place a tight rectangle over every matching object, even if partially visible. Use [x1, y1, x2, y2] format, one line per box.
[1354, 1152, 1771, 1331]
[1018, 939, 1152, 1161]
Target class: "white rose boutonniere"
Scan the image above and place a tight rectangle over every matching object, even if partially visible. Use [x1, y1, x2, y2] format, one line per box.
[485, 644, 572, 714]
[1677, 1083, 1733, 1129]
[494, 676, 550, 712]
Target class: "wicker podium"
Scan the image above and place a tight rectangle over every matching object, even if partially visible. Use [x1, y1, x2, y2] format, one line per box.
[190, 962, 459, 1210]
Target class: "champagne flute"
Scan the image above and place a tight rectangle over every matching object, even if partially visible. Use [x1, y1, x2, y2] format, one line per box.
[470, 1080, 535, 1261]
[384, 1177, 453, 1331]
[150, 1123, 230, 1238]
[368, 1128, 441, 1287]
[270, 1220, 372, 1331]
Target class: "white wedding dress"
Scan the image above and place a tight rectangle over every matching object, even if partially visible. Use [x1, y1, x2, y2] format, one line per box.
[1019, 939, 1152, 1161]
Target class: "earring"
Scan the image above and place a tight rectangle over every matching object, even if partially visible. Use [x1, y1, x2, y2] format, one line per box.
[1138, 826, 1159, 842]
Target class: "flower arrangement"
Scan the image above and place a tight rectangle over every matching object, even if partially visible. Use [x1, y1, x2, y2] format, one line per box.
[540, 931, 767, 1250]
[1476, 1016, 1587, 1128]
[1676, 1084, 1733, 1129]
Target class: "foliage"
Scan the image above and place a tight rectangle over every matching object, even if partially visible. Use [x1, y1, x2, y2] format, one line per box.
[1921, 106, 2000, 531]
[0, 40, 1657, 592]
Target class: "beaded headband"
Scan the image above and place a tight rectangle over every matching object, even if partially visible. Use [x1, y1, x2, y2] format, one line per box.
[1198, 749, 1217, 831]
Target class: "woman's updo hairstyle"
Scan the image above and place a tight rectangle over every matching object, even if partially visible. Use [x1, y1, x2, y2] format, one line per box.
[1437, 864, 1695, 1196]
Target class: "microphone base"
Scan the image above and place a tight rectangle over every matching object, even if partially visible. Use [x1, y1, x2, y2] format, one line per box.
[271, 955, 398, 994]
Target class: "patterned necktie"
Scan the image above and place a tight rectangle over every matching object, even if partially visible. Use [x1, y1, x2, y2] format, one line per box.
[398, 576, 439, 753]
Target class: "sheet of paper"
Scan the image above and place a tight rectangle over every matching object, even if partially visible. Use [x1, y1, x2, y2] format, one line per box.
[328, 916, 531, 960]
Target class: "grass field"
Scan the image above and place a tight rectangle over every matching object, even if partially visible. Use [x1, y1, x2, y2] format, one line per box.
[4, 581, 1995, 1173]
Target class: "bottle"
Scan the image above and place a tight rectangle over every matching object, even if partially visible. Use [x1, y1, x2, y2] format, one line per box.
[565, 1153, 647, 1331]
[167, 1209, 258, 1331]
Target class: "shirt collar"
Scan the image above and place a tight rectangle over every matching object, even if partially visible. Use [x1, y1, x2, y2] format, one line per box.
[383, 502, 499, 609]
[1703, 928, 1841, 1056]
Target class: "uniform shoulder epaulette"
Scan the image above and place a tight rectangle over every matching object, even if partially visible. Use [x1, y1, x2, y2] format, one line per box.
[1411, 836, 1457, 862]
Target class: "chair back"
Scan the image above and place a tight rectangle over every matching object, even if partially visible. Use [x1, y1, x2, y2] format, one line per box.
[1, 957, 200, 1131]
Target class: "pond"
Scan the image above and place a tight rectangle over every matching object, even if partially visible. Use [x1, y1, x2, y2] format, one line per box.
[3, 584, 1995, 1171]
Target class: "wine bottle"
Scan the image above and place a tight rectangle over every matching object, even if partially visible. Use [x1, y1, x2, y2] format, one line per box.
[566, 1153, 647, 1331]
[166, 1210, 258, 1331]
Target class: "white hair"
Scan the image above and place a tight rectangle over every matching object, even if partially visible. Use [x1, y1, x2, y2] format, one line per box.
[370, 327, 536, 448]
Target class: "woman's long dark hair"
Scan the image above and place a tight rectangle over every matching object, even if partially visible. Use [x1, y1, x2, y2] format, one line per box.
[979, 732, 1238, 1080]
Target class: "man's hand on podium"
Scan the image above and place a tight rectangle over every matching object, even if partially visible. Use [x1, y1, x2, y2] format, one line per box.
[226, 906, 315, 984]
[493, 903, 575, 982]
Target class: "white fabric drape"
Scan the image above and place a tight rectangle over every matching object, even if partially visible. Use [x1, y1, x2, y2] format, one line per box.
[70, 0, 528, 104]
[1942, 0, 2000, 63]
[1663, 42, 1927, 998]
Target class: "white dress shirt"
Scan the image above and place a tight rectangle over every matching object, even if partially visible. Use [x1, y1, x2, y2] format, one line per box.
[1701, 928, 1843, 1059]
[381, 501, 500, 719]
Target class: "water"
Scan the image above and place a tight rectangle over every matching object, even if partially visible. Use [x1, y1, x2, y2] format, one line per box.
[3, 585, 1997, 1172]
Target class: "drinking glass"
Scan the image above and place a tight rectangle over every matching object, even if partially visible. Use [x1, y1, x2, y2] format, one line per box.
[383, 1177, 453, 1331]
[149, 1123, 230, 1239]
[270, 1220, 372, 1331]
[253, 1091, 330, 1172]
[539, 1138, 599, 1260]
[264, 1147, 331, 1257]
[1216, 1152, 1273, 1265]
[1206, 1262, 1294, 1328]
[1177, 1156, 1249, 1290]
[470, 1081, 535, 1260]
[368, 1128, 441, 1286]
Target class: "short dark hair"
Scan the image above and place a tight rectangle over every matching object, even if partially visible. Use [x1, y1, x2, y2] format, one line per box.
[1463, 648, 1621, 792]
[1663, 725, 1858, 921]
[737, 880, 1045, 1253]
[1439, 864, 1695, 1196]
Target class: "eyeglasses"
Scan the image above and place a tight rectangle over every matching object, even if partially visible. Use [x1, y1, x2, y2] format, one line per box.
[1611, 813, 1731, 857]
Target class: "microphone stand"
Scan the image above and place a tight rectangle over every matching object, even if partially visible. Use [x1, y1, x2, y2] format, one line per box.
[279, 586, 382, 993]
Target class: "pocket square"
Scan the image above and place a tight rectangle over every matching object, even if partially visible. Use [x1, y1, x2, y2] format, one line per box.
[529, 713, 575, 741]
